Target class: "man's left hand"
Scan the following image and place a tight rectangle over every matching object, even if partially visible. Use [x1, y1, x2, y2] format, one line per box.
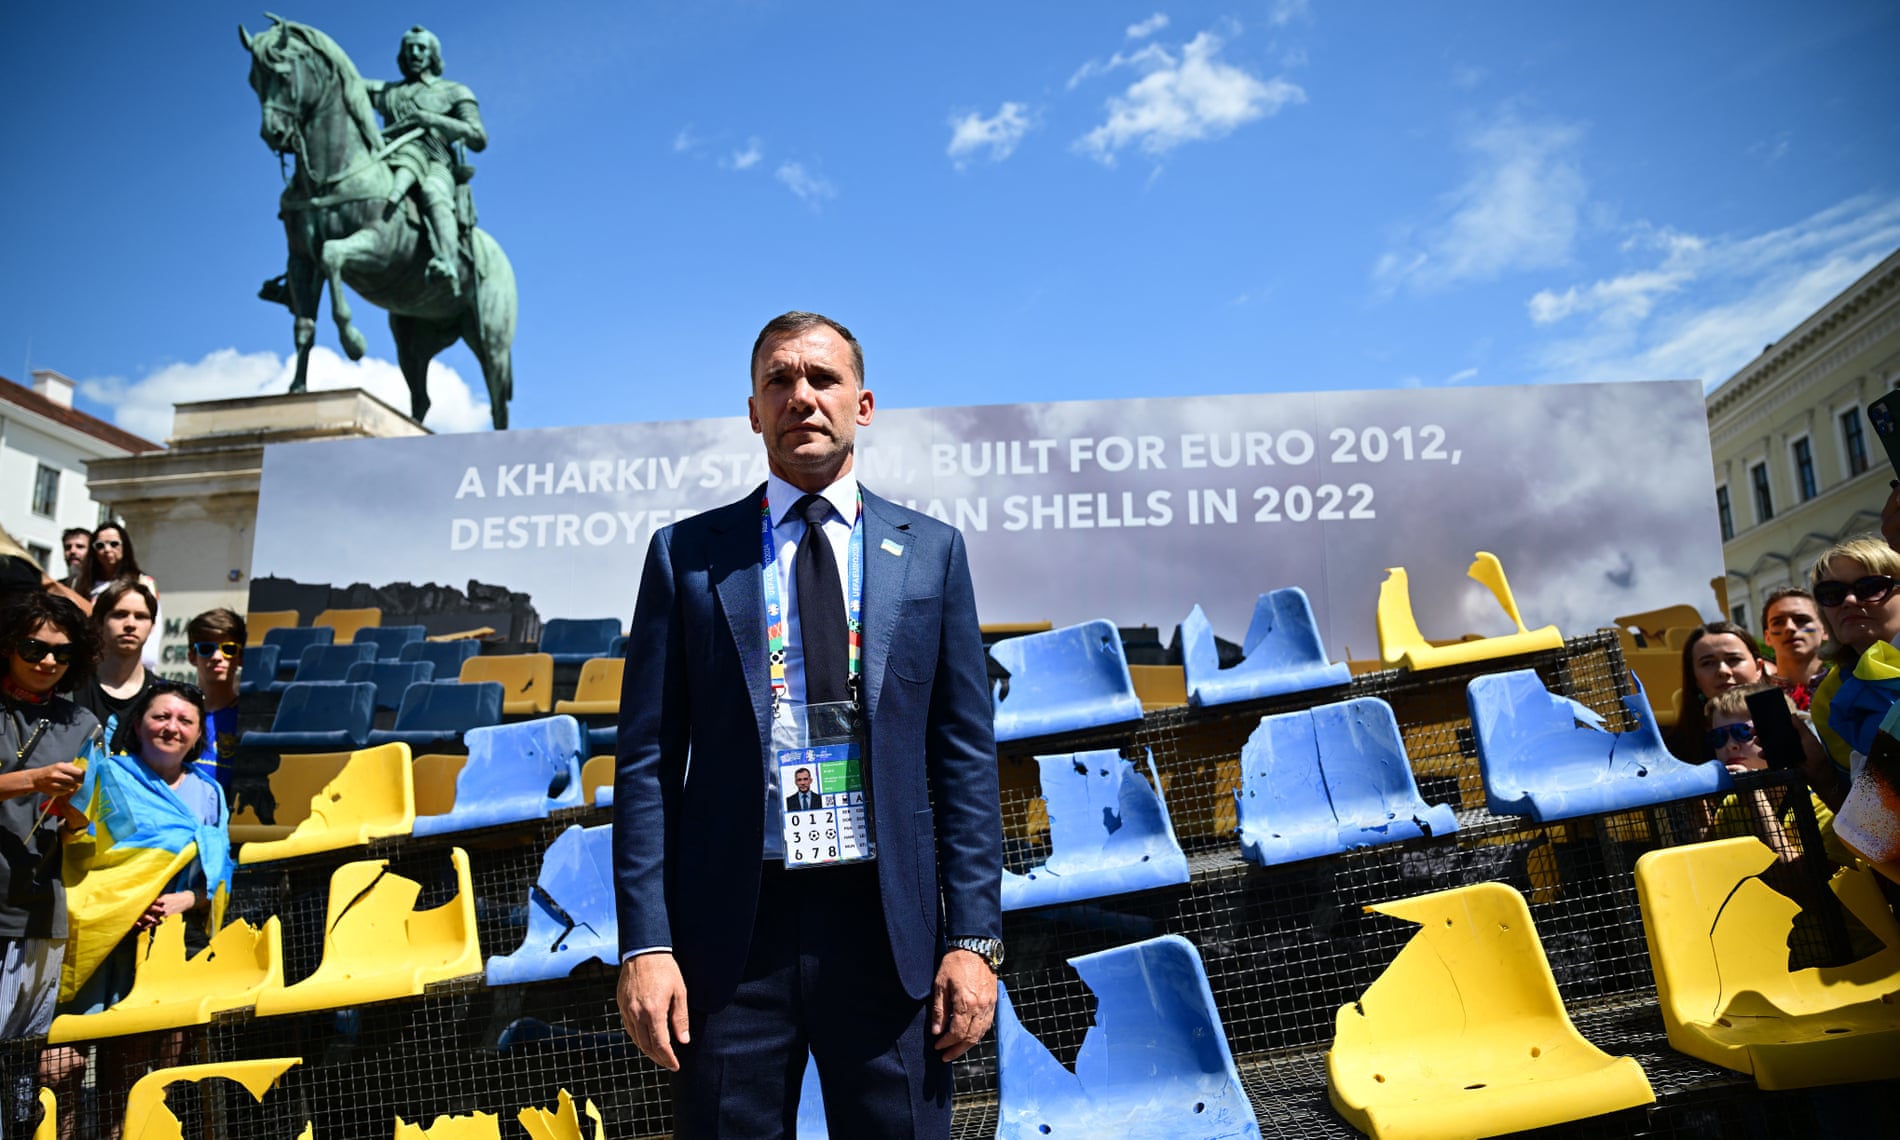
[929, 948, 996, 1061]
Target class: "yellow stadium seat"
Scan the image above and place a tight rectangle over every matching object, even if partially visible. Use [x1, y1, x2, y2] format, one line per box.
[122, 1058, 302, 1140]
[554, 657, 624, 716]
[1634, 836, 1900, 1090]
[1328, 882, 1654, 1139]
[982, 621, 1054, 637]
[237, 743, 416, 864]
[48, 915, 282, 1043]
[1832, 860, 1900, 951]
[394, 1113, 502, 1139]
[313, 607, 383, 644]
[1612, 628, 1683, 729]
[413, 753, 469, 817]
[1128, 664, 1187, 710]
[244, 610, 301, 647]
[253, 848, 482, 1017]
[230, 752, 353, 844]
[519, 1089, 605, 1140]
[1612, 605, 1704, 641]
[32, 1088, 53, 1140]
[1376, 552, 1563, 671]
[461, 652, 555, 716]
[581, 754, 613, 807]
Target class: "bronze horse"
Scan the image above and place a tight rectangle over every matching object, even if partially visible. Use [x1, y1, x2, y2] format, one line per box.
[241, 17, 516, 429]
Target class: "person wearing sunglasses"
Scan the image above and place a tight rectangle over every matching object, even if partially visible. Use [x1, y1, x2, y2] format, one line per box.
[1662, 621, 1766, 766]
[185, 609, 247, 800]
[75, 524, 160, 674]
[1807, 535, 1900, 796]
[0, 591, 99, 1106]
[72, 581, 158, 732]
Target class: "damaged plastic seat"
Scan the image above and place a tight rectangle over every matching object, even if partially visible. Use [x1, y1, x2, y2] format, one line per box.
[1469, 669, 1729, 823]
[486, 824, 615, 986]
[990, 620, 1142, 745]
[518, 1090, 605, 1140]
[553, 658, 624, 717]
[1180, 588, 1350, 707]
[395, 1112, 502, 1138]
[230, 752, 350, 844]
[122, 1059, 303, 1140]
[460, 652, 556, 716]
[995, 934, 1257, 1139]
[48, 915, 283, 1042]
[1328, 882, 1654, 1139]
[1235, 698, 1456, 867]
[411, 716, 585, 837]
[237, 742, 416, 863]
[242, 681, 376, 753]
[254, 848, 482, 1016]
[1634, 836, 1900, 1089]
[1376, 552, 1563, 671]
[366, 680, 504, 753]
[1002, 749, 1189, 911]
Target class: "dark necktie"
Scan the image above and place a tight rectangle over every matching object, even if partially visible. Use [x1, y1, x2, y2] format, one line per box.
[794, 493, 849, 703]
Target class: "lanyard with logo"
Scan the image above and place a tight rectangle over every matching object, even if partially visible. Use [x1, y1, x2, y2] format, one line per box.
[760, 488, 875, 868]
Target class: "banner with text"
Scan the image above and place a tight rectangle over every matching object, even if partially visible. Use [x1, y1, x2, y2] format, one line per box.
[252, 380, 1722, 658]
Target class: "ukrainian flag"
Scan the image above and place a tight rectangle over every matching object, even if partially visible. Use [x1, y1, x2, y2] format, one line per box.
[58, 737, 232, 1003]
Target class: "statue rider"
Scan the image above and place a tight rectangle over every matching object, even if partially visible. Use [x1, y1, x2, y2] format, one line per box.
[365, 26, 485, 290]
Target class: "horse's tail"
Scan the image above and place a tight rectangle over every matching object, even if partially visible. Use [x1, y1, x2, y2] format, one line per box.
[471, 229, 517, 403]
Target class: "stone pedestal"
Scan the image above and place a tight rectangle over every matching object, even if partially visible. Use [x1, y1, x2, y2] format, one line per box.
[86, 389, 427, 679]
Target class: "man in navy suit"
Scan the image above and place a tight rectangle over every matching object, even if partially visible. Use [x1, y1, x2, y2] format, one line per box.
[785, 766, 822, 813]
[614, 312, 1003, 1138]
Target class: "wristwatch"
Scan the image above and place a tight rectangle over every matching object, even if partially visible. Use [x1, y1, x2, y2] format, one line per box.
[948, 936, 1005, 972]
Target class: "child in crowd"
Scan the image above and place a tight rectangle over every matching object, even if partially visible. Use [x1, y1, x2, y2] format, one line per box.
[72, 582, 157, 729]
[185, 609, 246, 801]
[1698, 682, 1831, 858]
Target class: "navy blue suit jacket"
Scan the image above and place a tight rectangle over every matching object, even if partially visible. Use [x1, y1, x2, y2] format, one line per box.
[613, 483, 1003, 1009]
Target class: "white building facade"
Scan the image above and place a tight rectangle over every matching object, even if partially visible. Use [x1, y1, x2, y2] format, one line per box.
[0, 369, 160, 574]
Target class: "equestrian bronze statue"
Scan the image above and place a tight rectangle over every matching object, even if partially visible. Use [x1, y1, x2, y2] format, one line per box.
[242, 17, 518, 430]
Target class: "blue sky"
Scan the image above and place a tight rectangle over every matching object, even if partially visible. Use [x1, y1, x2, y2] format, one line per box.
[2, 1, 1896, 439]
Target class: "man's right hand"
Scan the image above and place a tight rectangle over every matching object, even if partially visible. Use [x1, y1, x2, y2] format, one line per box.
[617, 951, 691, 1071]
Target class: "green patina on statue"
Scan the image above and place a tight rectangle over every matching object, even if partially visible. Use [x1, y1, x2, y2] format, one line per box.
[242, 16, 518, 430]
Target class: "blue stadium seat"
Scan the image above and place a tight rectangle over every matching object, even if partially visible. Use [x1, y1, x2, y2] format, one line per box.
[365, 680, 504, 752]
[537, 618, 624, 666]
[411, 715, 586, 837]
[353, 624, 425, 661]
[1469, 669, 1730, 823]
[1236, 697, 1457, 867]
[237, 644, 279, 696]
[585, 724, 616, 759]
[262, 625, 333, 681]
[242, 681, 376, 753]
[607, 634, 628, 659]
[990, 620, 1142, 744]
[1180, 589, 1350, 707]
[1003, 749, 1189, 911]
[486, 824, 615, 986]
[343, 660, 434, 712]
[397, 639, 482, 677]
[995, 935, 1257, 1140]
[268, 642, 375, 694]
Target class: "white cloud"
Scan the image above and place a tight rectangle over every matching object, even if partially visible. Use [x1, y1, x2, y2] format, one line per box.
[775, 161, 837, 205]
[725, 137, 763, 170]
[1074, 30, 1306, 164]
[947, 103, 1032, 169]
[672, 126, 698, 153]
[78, 346, 492, 440]
[1268, 0, 1310, 26]
[1373, 113, 1587, 293]
[1126, 13, 1169, 39]
[1527, 194, 1900, 388]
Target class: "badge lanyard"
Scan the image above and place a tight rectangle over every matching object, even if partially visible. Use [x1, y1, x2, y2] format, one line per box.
[760, 488, 874, 868]
[759, 488, 865, 712]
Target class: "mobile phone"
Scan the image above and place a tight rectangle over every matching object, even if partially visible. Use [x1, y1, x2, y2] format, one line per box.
[1867, 391, 1900, 475]
[1745, 687, 1804, 771]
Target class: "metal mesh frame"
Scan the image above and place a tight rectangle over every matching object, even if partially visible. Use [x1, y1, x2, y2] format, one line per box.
[17, 633, 1892, 1138]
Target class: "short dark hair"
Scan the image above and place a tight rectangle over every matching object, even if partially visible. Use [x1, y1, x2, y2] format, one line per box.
[187, 608, 247, 650]
[111, 679, 208, 764]
[1760, 586, 1817, 630]
[93, 580, 158, 635]
[1, 591, 97, 694]
[60, 527, 92, 544]
[750, 311, 864, 388]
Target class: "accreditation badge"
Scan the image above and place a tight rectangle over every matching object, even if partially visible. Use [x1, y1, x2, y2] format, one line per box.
[773, 700, 875, 869]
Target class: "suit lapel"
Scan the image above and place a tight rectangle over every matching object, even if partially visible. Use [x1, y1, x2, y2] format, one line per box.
[710, 486, 772, 743]
[859, 487, 914, 721]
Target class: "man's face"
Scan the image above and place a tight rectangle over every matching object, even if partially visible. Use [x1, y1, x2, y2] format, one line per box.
[103, 594, 154, 660]
[7, 621, 71, 697]
[400, 38, 433, 79]
[749, 326, 873, 489]
[795, 769, 812, 793]
[189, 638, 241, 686]
[1763, 598, 1825, 662]
[62, 533, 90, 569]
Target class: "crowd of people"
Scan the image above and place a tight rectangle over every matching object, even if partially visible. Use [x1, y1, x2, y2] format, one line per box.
[0, 521, 243, 1138]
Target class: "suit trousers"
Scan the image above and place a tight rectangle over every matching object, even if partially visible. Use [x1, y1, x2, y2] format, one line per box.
[669, 861, 950, 1139]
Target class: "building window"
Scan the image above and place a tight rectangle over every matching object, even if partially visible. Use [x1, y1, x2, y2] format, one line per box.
[1751, 461, 1773, 524]
[26, 544, 53, 573]
[1843, 408, 1870, 477]
[1792, 436, 1817, 502]
[1716, 485, 1734, 541]
[1731, 604, 1748, 629]
[98, 503, 114, 526]
[30, 465, 58, 517]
